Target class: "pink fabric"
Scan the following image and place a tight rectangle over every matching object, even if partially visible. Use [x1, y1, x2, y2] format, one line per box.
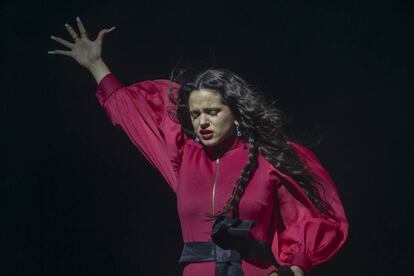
[96, 73, 349, 275]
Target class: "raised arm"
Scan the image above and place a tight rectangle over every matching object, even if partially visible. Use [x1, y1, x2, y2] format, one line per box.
[49, 18, 186, 192]
[95, 76, 186, 192]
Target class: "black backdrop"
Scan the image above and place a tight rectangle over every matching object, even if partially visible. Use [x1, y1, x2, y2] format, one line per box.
[3, 0, 413, 275]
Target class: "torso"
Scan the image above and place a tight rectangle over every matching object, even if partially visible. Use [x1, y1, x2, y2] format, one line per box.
[176, 137, 279, 275]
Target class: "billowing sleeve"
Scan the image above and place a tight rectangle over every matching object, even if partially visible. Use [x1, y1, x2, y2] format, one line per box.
[95, 73, 186, 192]
[270, 142, 349, 272]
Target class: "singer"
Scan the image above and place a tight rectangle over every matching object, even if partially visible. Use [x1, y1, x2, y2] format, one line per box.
[49, 17, 348, 276]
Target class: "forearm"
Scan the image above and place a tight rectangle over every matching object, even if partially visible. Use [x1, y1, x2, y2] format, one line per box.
[88, 58, 111, 84]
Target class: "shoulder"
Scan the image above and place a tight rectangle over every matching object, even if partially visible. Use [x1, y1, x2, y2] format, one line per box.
[287, 141, 321, 164]
[256, 142, 320, 188]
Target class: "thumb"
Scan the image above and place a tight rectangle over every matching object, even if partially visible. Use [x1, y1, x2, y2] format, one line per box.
[96, 27, 115, 44]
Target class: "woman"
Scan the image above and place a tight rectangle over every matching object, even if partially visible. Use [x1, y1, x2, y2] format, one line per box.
[49, 18, 348, 276]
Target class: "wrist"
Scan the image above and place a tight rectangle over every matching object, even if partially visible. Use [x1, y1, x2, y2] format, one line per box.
[88, 58, 111, 84]
[290, 265, 304, 276]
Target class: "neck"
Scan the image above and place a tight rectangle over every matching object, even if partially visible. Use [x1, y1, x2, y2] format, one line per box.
[204, 135, 242, 159]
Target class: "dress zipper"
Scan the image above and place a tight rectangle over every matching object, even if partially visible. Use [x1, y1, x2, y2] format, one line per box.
[212, 157, 220, 217]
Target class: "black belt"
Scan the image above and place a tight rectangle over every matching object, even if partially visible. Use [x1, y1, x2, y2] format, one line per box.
[179, 241, 273, 276]
[179, 216, 294, 276]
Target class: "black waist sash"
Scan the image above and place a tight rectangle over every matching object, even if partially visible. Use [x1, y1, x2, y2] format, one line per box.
[179, 240, 274, 276]
[179, 216, 280, 276]
[178, 216, 294, 276]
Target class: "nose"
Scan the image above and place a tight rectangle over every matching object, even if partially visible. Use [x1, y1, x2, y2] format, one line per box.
[199, 114, 210, 129]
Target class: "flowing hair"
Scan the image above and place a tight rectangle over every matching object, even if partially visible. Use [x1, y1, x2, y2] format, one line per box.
[168, 68, 334, 218]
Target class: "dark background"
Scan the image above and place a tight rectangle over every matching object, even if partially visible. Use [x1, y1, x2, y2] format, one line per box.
[3, 0, 413, 275]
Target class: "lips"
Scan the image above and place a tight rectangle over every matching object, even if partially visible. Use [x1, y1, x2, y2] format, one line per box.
[200, 130, 214, 140]
[200, 130, 214, 135]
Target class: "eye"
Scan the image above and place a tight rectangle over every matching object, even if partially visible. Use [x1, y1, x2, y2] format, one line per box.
[190, 111, 200, 118]
[208, 109, 220, 116]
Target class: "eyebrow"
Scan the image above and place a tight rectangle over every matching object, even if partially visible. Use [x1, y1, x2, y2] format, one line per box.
[189, 107, 221, 112]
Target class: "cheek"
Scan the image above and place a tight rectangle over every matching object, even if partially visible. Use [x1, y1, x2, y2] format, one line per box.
[216, 114, 234, 132]
[191, 118, 199, 130]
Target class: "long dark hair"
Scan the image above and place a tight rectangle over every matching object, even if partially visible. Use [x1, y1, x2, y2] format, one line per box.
[168, 68, 333, 218]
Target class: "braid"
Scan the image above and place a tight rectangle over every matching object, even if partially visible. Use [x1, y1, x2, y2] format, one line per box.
[213, 137, 259, 218]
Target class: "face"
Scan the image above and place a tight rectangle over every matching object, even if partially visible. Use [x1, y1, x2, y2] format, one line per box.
[188, 89, 237, 147]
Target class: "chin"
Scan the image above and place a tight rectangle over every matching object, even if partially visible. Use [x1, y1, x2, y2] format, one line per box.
[201, 140, 216, 147]
[201, 137, 220, 147]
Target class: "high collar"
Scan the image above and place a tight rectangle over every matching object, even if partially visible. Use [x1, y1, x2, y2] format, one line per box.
[203, 135, 246, 159]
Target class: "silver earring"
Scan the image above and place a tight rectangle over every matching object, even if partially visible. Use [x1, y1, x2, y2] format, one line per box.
[194, 136, 201, 143]
[236, 124, 242, 137]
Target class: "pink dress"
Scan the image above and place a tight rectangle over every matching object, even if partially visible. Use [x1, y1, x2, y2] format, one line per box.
[96, 73, 349, 275]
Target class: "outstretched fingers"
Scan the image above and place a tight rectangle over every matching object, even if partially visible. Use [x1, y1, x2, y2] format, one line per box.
[65, 23, 80, 42]
[76, 17, 88, 38]
[48, 49, 73, 56]
[106, 26, 116, 33]
[95, 26, 116, 45]
[50, 35, 74, 49]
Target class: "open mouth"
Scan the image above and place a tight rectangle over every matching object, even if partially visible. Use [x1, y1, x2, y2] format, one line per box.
[201, 133, 214, 140]
[200, 130, 214, 140]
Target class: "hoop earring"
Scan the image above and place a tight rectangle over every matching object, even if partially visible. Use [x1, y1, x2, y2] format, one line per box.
[236, 124, 242, 137]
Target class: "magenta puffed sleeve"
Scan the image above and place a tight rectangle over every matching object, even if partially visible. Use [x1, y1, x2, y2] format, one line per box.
[270, 142, 349, 272]
[96, 73, 186, 192]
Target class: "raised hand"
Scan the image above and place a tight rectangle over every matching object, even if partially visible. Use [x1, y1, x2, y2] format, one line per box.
[49, 17, 115, 70]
